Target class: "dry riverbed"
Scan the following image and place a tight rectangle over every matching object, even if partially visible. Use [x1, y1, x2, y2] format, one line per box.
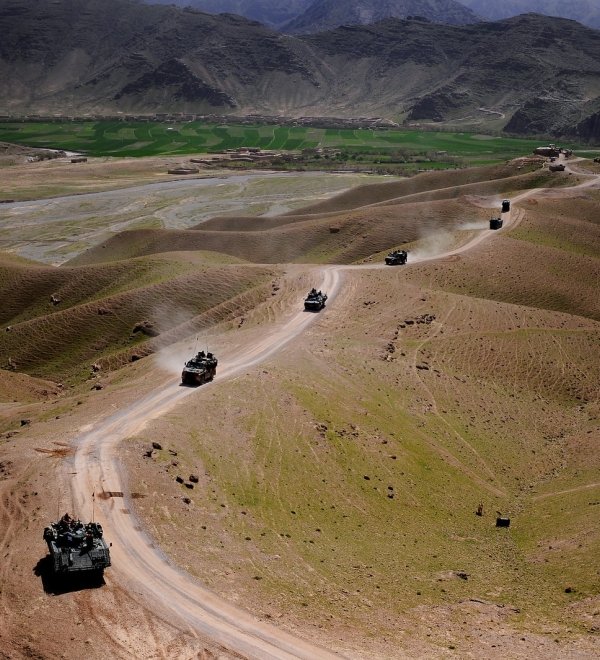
[0, 155, 390, 264]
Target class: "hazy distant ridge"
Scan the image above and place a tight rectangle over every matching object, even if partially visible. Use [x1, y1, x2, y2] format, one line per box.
[283, 0, 479, 34]
[147, 0, 312, 27]
[458, 0, 600, 29]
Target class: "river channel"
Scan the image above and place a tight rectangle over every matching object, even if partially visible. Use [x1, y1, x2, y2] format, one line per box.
[0, 171, 388, 265]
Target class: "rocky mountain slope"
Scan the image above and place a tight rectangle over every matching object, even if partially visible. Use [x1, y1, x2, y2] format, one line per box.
[1, 0, 600, 141]
[283, 0, 479, 33]
[146, 0, 312, 28]
[459, 0, 600, 29]
[145, 0, 479, 31]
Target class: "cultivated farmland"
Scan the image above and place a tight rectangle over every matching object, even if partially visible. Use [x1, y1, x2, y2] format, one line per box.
[0, 121, 586, 163]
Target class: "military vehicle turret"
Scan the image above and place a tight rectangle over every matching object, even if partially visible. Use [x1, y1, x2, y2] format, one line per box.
[43, 513, 111, 576]
[501, 199, 510, 213]
[181, 350, 218, 386]
[385, 250, 408, 265]
[304, 288, 327, 311]
[489, 217, 503, 230]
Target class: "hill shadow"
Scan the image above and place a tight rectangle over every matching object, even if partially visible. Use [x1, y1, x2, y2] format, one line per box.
[34, 555, 106, 595]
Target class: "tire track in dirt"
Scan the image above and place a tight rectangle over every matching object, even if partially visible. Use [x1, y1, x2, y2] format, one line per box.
[0, 489, 20, 641]
[66, 206, 515, 657]
[70, 268, 343, 660]
[0, 463, 32, 646]
[67, 168, 600, 657]
[532, 482, 600, 501]
[408, 303, 507, 498]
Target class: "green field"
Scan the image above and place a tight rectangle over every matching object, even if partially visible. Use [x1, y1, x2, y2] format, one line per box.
[0, 121, 587, 164]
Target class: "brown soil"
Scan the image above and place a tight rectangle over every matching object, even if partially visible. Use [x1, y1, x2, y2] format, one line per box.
[0, 154, 599, 658]
[0, 151, 237, 201]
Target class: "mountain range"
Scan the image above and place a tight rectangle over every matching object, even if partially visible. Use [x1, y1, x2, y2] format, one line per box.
[282, 0, 479, 33]
[148, 0, 479, 30]
[460, 0, 600, 30]
[1, 0, 599, 141]
[148, 0, 312, 28]
[146, 0, 600, 30]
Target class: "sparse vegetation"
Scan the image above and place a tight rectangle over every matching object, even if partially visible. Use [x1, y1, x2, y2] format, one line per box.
[1, 150, 599, 658]
[0, 255, 277, 383]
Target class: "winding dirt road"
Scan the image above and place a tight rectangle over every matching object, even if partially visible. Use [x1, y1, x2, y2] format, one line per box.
[68, 164, 600, 659]
[69, 229, 494, 658]
[72, 267, 343, 659]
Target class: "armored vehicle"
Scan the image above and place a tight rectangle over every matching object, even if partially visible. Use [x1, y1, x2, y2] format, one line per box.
[501, 199, 510, 213]
[43, 514, 111, 576]
[181, 350, 218, 386]
[549, 163, 565, 172]
[534, 146, 560, 158]
[304, 288, 327, 311]
[489, 217, 503, 230]
[385, 250, 408, 265]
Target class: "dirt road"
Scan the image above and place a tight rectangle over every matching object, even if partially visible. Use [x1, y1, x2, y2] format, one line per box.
[71, 267, 343, 659]
[68, 221, 499, 657]
[68, 166, 600, 658]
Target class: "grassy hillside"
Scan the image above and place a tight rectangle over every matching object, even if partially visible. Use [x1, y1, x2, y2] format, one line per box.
[116, 158, 599, 655]
[0, 253, 276, 382]
[126, 273, 599, 654]
[1, 148, 598, 656]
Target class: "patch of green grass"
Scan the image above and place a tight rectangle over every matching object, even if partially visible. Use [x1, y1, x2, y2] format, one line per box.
[514, 486, 600, 608]
[166, 360, 594, 627]
[509, 227, 599, 258]
[0, 121, 586, 164]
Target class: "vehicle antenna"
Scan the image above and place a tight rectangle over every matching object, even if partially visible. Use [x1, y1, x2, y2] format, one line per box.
[92, 491, 95, 522]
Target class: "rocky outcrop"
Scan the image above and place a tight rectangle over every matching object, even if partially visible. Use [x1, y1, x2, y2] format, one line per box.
[407, 91, 472, 121]
[115, 59, 237, 107]
[505, 95, 600, 143]
[574, 109, 600, 143]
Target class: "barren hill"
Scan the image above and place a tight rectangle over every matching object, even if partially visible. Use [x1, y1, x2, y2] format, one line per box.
[2, 0, 600, 140]
[0, 153, 599, 658]
[66, 162, 565, 266]
[0, 252, 276, 381]
[459, 0, 600, 29]
[146, 0, 312, 28]
[283, 0, 479, 34]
